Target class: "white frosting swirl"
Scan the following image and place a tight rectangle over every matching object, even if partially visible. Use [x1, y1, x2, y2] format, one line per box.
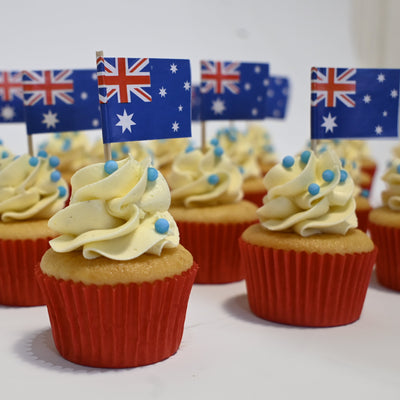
[169, 147, 243, 207]
[257, 149, 357, 236]
[381, 159, 400, 211]
[49, 155, 179, 260]
[146, 138, 190, 169]
[0, 154, 68, 222]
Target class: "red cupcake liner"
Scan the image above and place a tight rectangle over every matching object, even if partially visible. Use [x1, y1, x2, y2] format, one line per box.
[356, 207, 371, 233]
[360, 164, 377, 194]
[177, 220, 256, 284]
[243, 191, 266, 207]
[239, 238, 377, 327]
[0, 238, 51, 306]
[369, 222, 400, 291]
[35, 262, 198, 368]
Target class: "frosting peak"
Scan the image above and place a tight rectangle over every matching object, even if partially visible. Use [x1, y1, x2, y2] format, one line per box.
[381, 159, 400, 211]
[49, 155, 179, 260]
[257, 149, 357, 236]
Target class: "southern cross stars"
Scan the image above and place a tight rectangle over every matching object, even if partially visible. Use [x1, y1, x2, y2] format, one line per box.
[172, 121, 179, 132]
[116, 109, 135, 133]
[159, 87, 167, 97]
[42, 110, 59, 129]
[211, 98, 226, 115]
[321, 113, 337, 133]
[170, 63, 178, 74]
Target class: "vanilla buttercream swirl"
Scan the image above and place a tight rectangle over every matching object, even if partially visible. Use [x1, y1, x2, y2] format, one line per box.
[381, 159, 400, 211]
[169, 147, 243, 207]
[49, 155, 179, 260]
[0, 154, 68, 222]
[146, 138, 190, 169]
[257, 149, 357, 236]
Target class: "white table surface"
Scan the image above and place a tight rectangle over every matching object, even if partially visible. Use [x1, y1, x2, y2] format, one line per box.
[1, 268, 399, 400]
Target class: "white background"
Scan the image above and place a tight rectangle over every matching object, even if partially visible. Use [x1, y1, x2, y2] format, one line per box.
[0, 1, 400, 398]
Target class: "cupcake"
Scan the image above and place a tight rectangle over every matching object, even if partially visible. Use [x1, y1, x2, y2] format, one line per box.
[38, 131, 91, 183]
[0, 153, 68, 306]
[169, 146, 258, 283]
[369, 159, 400, 291]
[36, 155, 197, 368]
[212, 127, 266, 206]
[240, 149, 377, 327]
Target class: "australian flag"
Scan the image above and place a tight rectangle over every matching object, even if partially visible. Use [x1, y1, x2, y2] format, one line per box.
[22, 69, 101, 134]
[0, 71, 24, 123]
[96, 57, 192, 143]
[191, 84, 201, 121]
[200, 60, 269, 121]
[311, 67, 400, 139]
[265, 76, 290, 119]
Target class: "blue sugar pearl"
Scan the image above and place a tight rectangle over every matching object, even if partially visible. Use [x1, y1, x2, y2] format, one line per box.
[396, 164, 400, 174]
[322, 169, 334, 182]
[352, 161, 357, 169]
[55, 133, 61, 139]
[308, 183, 320, 196]
[37, 150, 48, 158]
[319, 145, 327, 153]
[62, 138, 71, 152]
[340, 169, 348, 183]
[49, 156, 60, 168]
[111, 150, 118, 160]
[58, 186, 67, 198]
[155, 218, 169, 234]
[300, 151, 311, 164]
[282, 155, 295, 168]
[340, 158, 346, 167]
[121, 144, 130, 154]
[185, 145, 195, 153]
[208, 174, 219, 185]
[214, 146, 224, 157]
[147, 167, 158, 182]
[50, 170, 61, 182]
[2, 151, 9, 159]
[104, 160, 118, 175]
[263, 145, 274, 153]
[239, 166, 245, 174]
[210, 138, 219, 146]
[0, 139, 3, 145]
[29, 157, 39, 167]
[361, 189, 369, 198]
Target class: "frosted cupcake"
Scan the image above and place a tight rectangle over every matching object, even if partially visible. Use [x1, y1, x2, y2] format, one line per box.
[169, 146, 257, 283]
[240, 149, 377, 327]
[0, 153, 68, 306]
[36, 155, 197, 368]
[369, 159, 400, 291]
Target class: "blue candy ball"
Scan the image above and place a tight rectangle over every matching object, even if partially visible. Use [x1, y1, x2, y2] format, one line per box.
[50, 170, 61, 182]
[38, 150, 48, 158]
[282, 155, 295, 168]
[214, 146, 224, 157]
[208, 174, 220, 185]
[58, 186, 67, 198]
[322, 169, 334, 182]
[62, 138, 71, 152]
[147, 167, 158, 182]
[210, 138, 219, 146]
[340, 169, 348, 183]
[185, 145, 195, 153]
[155, 218, 169, 234]
[104, 160, 118, 175]
[396, 164, 400, 174]
[308, 183, 320, 196]
[2, 151, 9, 159]
[49, 156, 60, 168]
[29, 156, 39, 167]
[300, 151, 311, 164]
[361, 189, 369, 198]
[121, 144, 130, 154]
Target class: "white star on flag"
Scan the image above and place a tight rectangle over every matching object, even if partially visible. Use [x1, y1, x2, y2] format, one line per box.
[375, 125, 383, 135]
[183, 81, 191, 91]
[244, 83, 251, 91]
[254, 66, 261, 74]
[377, 73, 385, 83]
[172, 121, 179, 132]
[178, 105, 183, 111]
[391, 89, 398, 98]
[159, 87, 167, 97]
[383, 110, 388, 117]
[321, 113, 337, 133]
[42, 110, 59, 128]
[363, 94, 371, 103]
[251, 108, 258, 116]
[116, 109, 136, 133]
[211, 98, 226, 115]
[170, 64, 178, 73]
[1, 105, 15, 121]
[81, 92, 88, 100]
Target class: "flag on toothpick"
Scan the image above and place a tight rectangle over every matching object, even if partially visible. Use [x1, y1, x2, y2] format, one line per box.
[311, 67, 400, 139]
[199, 60, 269, 120]
[0, 71, 24, 123]
[96, 56, 192, 143]
[22, 69, 101, 134]
[265, 76, 290, 119]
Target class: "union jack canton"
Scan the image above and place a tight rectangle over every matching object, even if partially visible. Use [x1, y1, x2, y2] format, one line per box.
[311, 67, 400, 139]
[97, 56, 192, 143]
[200, 60, 269, 121]
[22, 69, 101, 134]
[0, 71, 24, 123]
